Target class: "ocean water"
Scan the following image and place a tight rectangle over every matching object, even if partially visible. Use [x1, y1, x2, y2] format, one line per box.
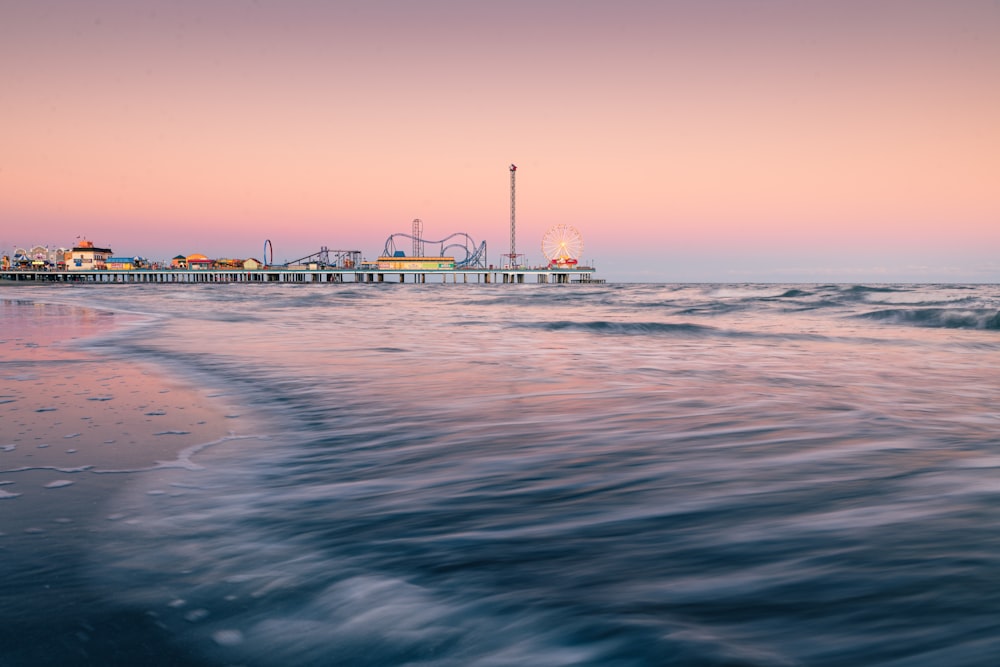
[2, 282, 1000, 666]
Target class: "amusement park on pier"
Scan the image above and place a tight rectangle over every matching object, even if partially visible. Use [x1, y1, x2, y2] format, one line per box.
[2, 165, 602, 285]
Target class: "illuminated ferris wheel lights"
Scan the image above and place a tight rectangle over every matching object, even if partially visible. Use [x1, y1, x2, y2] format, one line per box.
[541, 225, 584, 267]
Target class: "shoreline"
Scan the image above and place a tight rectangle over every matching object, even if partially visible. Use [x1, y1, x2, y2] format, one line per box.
[1, 299, 241, 493]
[0, 298, 247, 595]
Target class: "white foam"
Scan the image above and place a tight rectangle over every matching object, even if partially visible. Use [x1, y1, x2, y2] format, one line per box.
[212, 629, 244, 646]
[44, 479, 74, 489]
[0, 465, 92, 474]
[954, 456, 1000, 469]
[0, 489, 21, 499]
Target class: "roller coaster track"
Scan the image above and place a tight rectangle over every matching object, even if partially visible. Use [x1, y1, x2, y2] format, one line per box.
[282, 246, 361, 268]
[382, 233, 487, 269]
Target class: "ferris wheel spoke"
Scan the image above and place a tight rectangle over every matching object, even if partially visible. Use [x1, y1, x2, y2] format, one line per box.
[541, 225, 584, 266]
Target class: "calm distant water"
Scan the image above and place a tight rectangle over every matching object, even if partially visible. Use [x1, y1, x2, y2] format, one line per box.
[3, 283, 1000, 666]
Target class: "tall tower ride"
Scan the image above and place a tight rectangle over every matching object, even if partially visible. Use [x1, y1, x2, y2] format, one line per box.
[509, 164, 517, 267]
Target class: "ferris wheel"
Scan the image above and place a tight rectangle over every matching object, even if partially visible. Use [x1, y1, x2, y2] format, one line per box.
[541, 224, 584, 266]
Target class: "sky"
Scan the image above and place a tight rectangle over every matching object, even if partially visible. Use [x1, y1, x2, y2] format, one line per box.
[2, 0, 999, 282]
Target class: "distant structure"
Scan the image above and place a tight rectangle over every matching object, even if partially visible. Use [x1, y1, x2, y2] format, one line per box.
[282, 247, 361, 269]
[10, 245, 70, 270]
[509, 164, 516, 266]
[501, 164, 525, 268]
[411, 219, 424, 257]
[68, 240, 112, 271]
[381, 229, 487, 269]
[541, 224, 584, 268]
[3, 164, 599, 283]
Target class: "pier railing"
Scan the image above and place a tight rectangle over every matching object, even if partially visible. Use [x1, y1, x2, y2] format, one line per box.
[0, 267, 602, 285]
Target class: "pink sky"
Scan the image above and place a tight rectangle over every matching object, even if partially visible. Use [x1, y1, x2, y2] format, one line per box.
[2, 0, 998, 281]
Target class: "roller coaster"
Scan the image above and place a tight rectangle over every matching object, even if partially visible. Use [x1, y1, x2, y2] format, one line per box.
[382, 232, 487, 269]
[281, 246, 362, 269]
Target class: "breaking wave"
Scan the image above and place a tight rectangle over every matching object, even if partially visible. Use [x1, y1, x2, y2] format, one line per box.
[857, 308, 1000, 329]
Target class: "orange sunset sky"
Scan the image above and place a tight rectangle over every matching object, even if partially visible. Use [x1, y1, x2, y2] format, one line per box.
[2, 0, 998, 282]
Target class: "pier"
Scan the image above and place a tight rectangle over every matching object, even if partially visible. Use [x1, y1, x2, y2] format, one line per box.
[0, 266, 603, 285]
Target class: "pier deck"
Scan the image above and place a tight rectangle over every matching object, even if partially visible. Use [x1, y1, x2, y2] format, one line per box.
[0, 267, 603, 285]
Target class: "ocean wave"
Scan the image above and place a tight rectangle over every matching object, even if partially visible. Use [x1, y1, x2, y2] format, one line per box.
[674, 302, 749, 316]
[511, 319, 863, 345]
[844, 285, 911, 295]
[774, 288, 812, 298]
[515, 320, 719, 336]
[857, 308, 1000, 330]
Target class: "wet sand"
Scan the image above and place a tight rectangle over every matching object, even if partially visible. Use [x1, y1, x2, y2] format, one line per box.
[1, 299, 239, 528]
[0, 298, 246, 650]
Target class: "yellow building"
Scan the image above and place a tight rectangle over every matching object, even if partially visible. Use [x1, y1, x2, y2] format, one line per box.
[106, 257, 145, 270]
[377, 256, 456, 270]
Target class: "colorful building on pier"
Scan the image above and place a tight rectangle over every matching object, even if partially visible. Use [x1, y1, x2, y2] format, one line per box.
[377, 256, 456, 271]
[69, 240, 113, 271]
[106, 257, 148, 271]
